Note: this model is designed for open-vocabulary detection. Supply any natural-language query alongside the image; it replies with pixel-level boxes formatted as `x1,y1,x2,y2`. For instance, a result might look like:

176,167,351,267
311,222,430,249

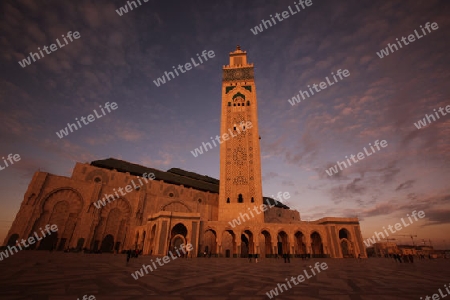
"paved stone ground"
0,252,449,300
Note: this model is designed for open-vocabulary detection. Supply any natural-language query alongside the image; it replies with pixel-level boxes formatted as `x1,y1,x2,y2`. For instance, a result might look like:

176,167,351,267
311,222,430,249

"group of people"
393,253,414,263
126,249,142,262
248,254,259,263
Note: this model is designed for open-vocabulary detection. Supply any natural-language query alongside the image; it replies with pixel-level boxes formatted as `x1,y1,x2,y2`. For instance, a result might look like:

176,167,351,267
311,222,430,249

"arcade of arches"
195,227,360,258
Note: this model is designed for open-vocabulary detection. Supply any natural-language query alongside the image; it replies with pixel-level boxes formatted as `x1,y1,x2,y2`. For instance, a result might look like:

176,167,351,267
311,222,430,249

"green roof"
91,158,219,193
90,158,290,208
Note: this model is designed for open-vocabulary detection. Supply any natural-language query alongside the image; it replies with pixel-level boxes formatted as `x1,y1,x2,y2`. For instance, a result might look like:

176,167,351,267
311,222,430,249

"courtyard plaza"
0,251,448,299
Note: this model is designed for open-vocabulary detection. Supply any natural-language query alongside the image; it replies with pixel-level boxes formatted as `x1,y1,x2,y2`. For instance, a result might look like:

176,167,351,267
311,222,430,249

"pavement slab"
0,252,448,299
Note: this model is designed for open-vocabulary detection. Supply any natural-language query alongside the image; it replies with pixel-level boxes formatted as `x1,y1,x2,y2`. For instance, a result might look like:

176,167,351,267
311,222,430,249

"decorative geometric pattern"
222,67,254,82
0,254,446,298
233,175,248,185
232,114,245,124
236,130,246,140
232,146,247,167
104,208,122,236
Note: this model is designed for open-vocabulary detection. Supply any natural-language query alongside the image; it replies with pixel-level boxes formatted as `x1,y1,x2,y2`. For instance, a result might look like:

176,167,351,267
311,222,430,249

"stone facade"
3,46,367,258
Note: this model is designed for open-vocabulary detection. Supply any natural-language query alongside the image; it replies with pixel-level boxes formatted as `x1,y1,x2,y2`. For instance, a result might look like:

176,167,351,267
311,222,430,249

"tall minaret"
218,45,264,223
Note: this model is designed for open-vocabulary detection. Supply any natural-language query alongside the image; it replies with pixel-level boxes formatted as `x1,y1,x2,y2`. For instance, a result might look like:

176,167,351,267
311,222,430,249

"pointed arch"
29,188,84,250
92,198,132,251
310,231,324,256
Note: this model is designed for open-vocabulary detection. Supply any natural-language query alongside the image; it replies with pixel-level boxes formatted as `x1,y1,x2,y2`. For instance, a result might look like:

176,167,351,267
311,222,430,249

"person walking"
126,249,131,264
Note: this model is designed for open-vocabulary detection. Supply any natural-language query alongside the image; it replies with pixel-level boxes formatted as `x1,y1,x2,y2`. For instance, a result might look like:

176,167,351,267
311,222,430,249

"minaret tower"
218,45,264,223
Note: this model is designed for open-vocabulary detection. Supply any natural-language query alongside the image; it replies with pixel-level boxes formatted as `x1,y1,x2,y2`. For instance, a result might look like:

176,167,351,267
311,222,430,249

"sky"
0,0,449,249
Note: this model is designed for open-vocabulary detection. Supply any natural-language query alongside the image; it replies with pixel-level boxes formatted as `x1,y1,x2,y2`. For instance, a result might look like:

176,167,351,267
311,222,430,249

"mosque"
3,46,366,258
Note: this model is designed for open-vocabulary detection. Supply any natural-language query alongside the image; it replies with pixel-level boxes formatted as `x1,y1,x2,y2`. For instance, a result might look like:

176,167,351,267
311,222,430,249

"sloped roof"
167,168,219,185
263,197,290,209
90,158,290,208
90,158,219,193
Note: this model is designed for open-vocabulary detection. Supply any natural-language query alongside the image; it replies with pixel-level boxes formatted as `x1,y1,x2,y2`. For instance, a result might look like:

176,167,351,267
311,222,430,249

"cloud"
329,177,366,204
139,152,173,169
281,180,294,186
317,164,349,181
262,171,278,181
395,180,415,191
362,202,395,218
421,209,450,226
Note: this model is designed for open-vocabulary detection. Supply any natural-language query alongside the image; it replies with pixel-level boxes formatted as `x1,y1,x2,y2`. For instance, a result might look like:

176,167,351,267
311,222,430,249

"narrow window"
238,194,243,203
228,102,231,106
227,197,230,203
247,101,250,106
251,197,254,203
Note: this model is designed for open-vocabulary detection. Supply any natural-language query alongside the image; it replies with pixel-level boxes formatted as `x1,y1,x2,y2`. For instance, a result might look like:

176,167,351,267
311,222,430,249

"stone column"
304,234,311,255
216,231,222,257
288,234,295,256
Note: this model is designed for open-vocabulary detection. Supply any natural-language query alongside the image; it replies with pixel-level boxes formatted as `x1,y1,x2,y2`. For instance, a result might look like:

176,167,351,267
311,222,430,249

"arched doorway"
171,223,187,238
261,230,272,257
341,239,350,257
91,198,131,252
277,231,289,255
241,234,249,257
76,238,85,251
39,232,58,250
100,234,114,252
30,189,83,251
172,235,185,250
170,223,188,253
244,230,254,255
6,234,19,246
339,228,353,257
339,228,351,240
310,232,324,256
222,230,236,257
203,229,217,256
294,231,306,256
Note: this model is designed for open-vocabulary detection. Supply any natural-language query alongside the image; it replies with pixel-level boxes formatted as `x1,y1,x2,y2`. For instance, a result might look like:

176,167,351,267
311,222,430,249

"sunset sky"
0,0,449,248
